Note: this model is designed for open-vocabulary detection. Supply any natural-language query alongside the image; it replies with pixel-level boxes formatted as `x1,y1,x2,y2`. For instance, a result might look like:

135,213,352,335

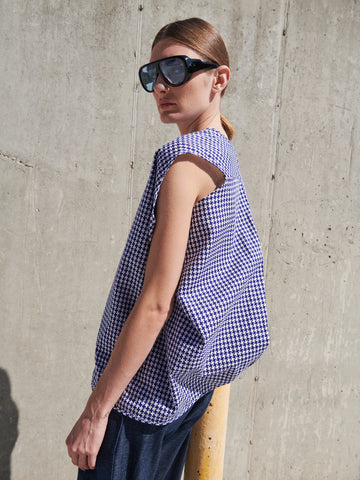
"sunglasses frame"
139,55,220,93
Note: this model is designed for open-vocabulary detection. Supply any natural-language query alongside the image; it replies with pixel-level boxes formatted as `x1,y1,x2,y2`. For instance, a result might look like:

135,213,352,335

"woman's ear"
212,65,230,93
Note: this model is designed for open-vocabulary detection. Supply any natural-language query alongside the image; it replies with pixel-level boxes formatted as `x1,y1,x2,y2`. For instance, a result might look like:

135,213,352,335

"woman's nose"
153,74,168,93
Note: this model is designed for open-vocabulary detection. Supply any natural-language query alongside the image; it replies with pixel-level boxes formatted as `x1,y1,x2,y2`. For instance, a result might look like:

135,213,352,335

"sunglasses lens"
160,57,186,86
140,63,158,92
139,57,188,92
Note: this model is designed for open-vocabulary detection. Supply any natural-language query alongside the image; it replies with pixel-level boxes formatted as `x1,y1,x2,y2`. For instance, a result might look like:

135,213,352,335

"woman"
66,17,269,480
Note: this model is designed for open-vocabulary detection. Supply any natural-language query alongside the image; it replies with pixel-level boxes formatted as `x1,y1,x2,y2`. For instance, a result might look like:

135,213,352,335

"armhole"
174,153,226,204
148,142,228,240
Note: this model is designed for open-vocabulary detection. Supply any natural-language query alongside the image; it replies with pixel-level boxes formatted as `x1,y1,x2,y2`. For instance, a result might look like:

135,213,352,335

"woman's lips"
159,101,176,108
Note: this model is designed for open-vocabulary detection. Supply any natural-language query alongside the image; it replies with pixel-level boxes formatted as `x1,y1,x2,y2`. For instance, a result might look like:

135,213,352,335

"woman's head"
148,18,234,140
152,18,230,84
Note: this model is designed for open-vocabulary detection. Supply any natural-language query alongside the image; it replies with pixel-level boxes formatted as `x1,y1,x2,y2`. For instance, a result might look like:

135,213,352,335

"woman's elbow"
148,300,173,330
137,285,175,331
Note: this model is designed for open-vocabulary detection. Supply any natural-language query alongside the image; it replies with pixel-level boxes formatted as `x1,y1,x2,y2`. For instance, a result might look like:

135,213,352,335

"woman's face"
149,39,219,135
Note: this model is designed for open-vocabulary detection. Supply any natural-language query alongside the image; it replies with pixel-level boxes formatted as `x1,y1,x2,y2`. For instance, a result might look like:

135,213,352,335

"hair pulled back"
152,17,235,140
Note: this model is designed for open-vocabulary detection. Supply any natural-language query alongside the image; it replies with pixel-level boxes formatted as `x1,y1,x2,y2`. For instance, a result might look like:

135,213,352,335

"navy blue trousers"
77,391,213,480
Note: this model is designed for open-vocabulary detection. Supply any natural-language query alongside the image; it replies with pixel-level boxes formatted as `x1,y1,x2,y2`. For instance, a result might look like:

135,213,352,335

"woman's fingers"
87,453,97,470
78,453,90,471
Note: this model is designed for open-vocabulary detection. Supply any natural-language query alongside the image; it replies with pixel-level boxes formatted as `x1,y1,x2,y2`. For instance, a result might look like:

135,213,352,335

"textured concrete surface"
0,1,359,479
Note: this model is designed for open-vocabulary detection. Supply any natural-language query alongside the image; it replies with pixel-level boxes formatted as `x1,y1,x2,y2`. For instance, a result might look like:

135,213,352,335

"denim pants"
77,391,213,480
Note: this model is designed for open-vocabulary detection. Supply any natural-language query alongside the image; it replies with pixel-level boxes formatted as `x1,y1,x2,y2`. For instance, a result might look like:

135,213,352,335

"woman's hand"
65,409,109,471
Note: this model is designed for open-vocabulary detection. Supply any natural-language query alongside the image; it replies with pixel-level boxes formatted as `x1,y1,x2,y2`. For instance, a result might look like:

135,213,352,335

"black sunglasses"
139,55,219,93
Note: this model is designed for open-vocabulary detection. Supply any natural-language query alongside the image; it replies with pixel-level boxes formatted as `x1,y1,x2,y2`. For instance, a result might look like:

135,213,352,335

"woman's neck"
177,112,228,139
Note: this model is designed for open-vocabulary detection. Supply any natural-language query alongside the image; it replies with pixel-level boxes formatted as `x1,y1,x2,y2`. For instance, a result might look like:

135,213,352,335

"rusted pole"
184,384,231,479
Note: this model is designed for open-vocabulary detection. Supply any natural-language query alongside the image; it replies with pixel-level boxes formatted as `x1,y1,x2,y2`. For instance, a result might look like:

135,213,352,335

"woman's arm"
65,154,223,471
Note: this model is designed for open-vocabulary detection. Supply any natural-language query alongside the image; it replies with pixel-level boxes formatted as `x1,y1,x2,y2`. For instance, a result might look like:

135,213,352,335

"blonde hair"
152,17,235,140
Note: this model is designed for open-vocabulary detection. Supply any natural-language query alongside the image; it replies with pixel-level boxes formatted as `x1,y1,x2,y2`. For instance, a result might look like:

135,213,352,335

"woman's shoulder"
156,128,235,161
154,128,240,180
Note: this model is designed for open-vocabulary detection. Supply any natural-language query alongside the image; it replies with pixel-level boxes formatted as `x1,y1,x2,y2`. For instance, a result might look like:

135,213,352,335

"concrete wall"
0,1,359,478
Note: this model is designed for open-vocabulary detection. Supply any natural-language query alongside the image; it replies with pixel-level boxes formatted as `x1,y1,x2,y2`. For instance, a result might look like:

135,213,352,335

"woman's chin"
159,113,176,124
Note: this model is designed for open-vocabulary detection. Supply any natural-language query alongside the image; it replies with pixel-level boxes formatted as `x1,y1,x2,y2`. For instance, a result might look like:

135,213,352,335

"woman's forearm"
85,293,171,418
65,293,173,471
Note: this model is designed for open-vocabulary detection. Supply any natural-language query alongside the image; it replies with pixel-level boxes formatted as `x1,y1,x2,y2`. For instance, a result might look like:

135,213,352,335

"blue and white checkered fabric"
92,128,269,425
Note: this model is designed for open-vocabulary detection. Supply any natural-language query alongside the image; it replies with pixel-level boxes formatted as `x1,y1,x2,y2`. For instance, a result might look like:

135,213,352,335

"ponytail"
221,114,235,141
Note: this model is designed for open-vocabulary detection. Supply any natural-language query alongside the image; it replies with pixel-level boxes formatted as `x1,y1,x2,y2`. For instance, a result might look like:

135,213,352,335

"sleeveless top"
91,128,269,425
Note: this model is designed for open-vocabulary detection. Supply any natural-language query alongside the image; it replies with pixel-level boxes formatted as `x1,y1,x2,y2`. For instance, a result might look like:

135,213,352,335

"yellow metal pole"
184,384,231,480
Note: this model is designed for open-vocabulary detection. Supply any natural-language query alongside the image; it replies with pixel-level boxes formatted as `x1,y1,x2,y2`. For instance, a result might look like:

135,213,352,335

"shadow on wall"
0,368,19,480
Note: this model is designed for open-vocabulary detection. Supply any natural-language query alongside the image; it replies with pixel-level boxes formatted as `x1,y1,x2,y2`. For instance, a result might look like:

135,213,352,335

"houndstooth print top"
92,128,269,425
